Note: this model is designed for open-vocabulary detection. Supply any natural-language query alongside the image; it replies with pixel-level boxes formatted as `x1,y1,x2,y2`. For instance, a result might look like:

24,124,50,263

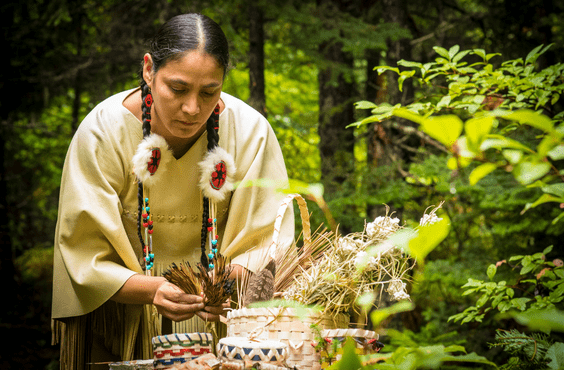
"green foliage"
491,329,555,370
449,245,564,324
355,44,564,193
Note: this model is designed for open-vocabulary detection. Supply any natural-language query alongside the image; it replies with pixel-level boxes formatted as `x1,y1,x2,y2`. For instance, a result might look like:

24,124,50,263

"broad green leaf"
505,110,555,134
472,48,486,60
542,184,564,198
436,95,451,109
511,308,564,333
487,264,497,280
329,337,362,370
392,108,426,125
469,163,498,185
452,50,471,63
465,116,494,149
376,66,399,74
448,45,460,60
433,46,450,59
511,297,531,311
548,144,564,160
397,60,423,68
513,161,552,185
370,301,415,327
439,352,497,367
525,44,546,65
546,342,564,370
481,134,534,153
502,149,523,164
354,100,378,110
407,217,450,262
521,193,564,214
543,245,554,255
421,115,463,147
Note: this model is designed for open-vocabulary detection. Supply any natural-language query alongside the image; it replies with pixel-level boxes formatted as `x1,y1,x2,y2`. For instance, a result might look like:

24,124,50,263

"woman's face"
143,50,224,143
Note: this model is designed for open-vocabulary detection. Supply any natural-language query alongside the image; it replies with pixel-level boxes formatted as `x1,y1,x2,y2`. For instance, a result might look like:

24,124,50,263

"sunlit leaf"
420,115,463,147
469,163,498,185
513,161,551,185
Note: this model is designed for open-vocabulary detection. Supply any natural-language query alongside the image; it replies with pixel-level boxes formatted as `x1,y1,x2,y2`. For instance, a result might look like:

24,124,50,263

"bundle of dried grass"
163,253,235,306
163,261,201,296
276,205,443,318
197,253,235,306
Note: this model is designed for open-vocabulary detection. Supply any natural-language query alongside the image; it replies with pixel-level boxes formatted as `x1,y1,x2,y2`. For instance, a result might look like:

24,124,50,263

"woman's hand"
196,298,230,322
153,281,205,322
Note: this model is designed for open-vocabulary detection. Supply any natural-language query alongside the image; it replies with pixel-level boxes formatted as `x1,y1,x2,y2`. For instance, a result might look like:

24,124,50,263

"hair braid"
136,80,153,269
199,107,221,270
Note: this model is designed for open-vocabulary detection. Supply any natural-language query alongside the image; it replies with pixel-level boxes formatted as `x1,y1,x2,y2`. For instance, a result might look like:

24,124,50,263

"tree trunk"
365,0,415,221
318,39,356,199
248,3,267,117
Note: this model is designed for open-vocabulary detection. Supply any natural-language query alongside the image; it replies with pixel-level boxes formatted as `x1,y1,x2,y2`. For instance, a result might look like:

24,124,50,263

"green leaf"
448,45,460,60
392,107,426,125
505,110,555,134
487,264,497,280
354,100,378,110
511,297,531,311
329,337,362,370
407,217,450,262
433,46,450,59
469,163,498,185
397,60,423,68
543,245,554,255
542,184,564,198
507,288,515,298
376,65,400,74
436,95,451,109
452,50,471,63
421,115,463,147
546,342,564,370
472,48,486,60
502,150,523,164
548,145,564,160
369,301,415,328
511,308,564,333
521,193,564,214
481,134,534,153
513,161,552,185
440,352,498,367
465,116,494,150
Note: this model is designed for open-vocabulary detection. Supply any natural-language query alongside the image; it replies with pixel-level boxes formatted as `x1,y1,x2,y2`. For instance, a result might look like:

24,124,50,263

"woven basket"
226,307,349,370
152,332,213,369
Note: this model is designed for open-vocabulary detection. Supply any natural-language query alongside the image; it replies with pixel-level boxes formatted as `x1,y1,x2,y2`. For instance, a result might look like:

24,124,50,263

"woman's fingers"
153,282,205,321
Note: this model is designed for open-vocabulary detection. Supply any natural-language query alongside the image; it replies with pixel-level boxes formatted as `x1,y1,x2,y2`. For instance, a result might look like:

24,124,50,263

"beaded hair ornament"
132,87,236,275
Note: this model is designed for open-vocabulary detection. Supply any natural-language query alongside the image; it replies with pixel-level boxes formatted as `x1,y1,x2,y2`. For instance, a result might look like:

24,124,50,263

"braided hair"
136,14,229,271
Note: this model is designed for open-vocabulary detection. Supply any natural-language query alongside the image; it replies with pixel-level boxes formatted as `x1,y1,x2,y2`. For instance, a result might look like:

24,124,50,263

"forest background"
1,0,563,368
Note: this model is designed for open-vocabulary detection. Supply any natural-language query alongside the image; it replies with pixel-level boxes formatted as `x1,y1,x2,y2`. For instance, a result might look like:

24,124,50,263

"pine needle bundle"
163,254,235,306
163,261,201,296
196,253,235,306
274,225,335,294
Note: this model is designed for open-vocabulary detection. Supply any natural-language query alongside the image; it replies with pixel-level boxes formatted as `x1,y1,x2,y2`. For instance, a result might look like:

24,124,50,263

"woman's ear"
143,53,155,88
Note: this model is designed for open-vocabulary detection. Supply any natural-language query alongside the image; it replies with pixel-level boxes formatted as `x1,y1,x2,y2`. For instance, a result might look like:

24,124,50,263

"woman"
51,13,294,369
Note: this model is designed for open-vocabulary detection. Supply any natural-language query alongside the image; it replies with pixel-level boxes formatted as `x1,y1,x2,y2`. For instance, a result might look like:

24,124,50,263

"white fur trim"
198,147,236,202
132,133,173,185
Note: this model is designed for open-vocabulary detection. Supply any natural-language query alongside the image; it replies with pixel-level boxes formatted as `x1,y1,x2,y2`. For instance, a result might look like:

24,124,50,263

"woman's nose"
182,94,200,115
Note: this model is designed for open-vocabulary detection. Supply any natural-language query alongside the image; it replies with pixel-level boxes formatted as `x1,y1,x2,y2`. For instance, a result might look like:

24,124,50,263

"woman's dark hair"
137,14,229,271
